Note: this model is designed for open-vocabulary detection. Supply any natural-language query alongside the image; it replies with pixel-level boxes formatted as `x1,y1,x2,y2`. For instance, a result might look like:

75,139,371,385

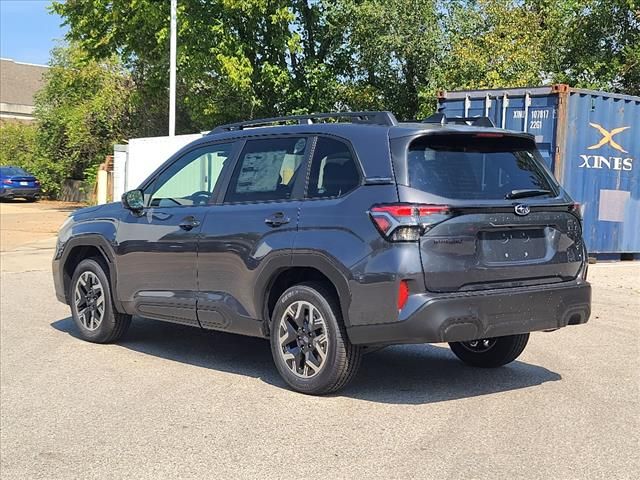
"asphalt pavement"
0,233,638,479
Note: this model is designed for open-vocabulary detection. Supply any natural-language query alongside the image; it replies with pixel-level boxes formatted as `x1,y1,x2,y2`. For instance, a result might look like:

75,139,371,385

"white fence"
111,133,204,202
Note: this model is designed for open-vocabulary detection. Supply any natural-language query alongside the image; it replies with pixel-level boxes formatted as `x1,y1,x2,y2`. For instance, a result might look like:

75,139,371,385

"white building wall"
113,145,128,201
112,133,204,200
126,134,203,190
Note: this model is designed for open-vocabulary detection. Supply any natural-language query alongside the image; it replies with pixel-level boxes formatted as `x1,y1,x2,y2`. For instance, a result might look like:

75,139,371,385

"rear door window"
306,137,360,198
407,134,555,200
225,137,307,203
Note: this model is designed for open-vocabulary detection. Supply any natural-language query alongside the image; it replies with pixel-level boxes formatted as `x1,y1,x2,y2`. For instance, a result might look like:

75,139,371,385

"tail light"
3,179,13,184
34,180,40,186
369,203,451,241
474,133,504,138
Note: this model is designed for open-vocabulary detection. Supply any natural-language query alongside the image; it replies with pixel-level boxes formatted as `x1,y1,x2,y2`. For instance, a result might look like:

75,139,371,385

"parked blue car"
0,166,41,201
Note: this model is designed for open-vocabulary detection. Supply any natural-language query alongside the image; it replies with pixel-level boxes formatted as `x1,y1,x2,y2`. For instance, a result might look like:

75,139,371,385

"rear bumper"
347,280,591,345
0,187,41,198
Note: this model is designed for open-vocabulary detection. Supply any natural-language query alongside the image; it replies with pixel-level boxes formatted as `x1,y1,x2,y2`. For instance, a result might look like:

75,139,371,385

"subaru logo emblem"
514,204,530,216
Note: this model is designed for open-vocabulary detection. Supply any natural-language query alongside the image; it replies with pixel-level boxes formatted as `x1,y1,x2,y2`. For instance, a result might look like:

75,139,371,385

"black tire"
449,333,530,368
270,282,362,395
69,258,131,343
25,196,37,202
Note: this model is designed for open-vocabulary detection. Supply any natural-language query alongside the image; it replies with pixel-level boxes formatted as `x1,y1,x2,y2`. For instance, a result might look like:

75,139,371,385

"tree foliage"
0,122,63,196
1,43,133,197
442,0,549,89
51,0,349,132
334,0,445,119
49,0,639,133
34,43,133,187
545,0,640,95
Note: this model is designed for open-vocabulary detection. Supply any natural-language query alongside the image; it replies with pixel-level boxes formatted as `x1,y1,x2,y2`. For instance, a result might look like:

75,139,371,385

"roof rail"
423,113,496,128
209,111,398,134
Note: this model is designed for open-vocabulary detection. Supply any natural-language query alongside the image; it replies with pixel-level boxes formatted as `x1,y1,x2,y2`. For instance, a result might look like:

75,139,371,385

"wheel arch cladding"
62,238,116,306
263,266,347,335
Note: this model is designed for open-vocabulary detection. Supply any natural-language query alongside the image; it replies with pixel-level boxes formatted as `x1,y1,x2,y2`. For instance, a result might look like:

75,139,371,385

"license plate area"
480,229,547,263
20,181,28,186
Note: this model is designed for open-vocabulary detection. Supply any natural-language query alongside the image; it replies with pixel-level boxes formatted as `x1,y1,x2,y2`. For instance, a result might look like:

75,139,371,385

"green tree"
334,0,445,119
34,43,133,191
51,0,639,132
51,0,349,133
0,122,38,170
442,0,549,90
542,0,640,95
443,0,640,95
0,122,64,196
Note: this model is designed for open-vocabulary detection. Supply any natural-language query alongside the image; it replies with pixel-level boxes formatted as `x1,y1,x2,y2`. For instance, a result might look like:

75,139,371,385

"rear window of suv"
406,134,555,200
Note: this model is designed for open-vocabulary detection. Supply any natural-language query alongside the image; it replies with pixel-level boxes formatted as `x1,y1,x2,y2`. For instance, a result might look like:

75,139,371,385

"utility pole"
169,0,177,136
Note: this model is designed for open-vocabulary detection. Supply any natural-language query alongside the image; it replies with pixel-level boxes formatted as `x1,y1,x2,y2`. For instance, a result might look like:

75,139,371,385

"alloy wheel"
74,271,105,331
277,300,329,378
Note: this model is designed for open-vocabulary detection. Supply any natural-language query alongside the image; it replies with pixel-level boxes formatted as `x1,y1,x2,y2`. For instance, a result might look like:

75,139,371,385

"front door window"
148,143,233,207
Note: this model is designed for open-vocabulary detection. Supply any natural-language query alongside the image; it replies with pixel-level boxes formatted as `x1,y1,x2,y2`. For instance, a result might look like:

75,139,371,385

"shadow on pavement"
51,316,561,404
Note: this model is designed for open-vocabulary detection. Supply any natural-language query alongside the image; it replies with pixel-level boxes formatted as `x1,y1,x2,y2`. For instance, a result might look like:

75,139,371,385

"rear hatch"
396,132,584,293
8,176,37,187
1,167,38,187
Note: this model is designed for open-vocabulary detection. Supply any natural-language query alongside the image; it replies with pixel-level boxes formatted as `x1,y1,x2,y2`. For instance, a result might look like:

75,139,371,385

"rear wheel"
25,196,37,202
270,283,362,395
449,333,529,368
70,258,131,343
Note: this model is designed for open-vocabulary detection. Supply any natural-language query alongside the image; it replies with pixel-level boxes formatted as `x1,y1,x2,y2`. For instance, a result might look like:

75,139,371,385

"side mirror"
122,189,145,211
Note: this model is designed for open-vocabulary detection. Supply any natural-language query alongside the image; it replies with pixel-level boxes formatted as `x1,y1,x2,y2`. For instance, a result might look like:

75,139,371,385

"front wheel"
449,333,530,368
70,258,131,343
270,283,362,395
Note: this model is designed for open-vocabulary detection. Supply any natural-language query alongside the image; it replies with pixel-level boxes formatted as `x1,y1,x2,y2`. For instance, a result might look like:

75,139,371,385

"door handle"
179,216,201,231
264,212,290,227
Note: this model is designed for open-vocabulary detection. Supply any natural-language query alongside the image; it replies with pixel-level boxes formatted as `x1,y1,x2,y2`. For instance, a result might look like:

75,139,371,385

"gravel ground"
0,199,83,252
0,221,638,478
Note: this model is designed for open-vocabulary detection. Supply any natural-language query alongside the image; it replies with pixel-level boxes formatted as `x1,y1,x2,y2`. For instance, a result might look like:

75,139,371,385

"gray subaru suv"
53,111,591,394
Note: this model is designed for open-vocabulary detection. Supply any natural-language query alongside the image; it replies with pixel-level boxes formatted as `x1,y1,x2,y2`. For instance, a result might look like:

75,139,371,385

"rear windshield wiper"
505,189,552,200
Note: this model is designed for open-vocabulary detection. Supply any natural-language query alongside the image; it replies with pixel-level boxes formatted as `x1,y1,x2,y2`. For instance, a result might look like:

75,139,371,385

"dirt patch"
0,199,85,252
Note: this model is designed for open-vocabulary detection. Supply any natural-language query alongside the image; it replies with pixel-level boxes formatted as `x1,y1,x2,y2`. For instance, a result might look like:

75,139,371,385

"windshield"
0,166,29,176
407,134,556,200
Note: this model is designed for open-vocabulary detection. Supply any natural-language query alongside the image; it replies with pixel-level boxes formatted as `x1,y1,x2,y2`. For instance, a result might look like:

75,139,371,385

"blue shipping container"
437,85,640,254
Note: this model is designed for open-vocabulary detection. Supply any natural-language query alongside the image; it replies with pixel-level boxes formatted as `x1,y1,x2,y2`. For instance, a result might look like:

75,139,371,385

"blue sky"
0,0,67,65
